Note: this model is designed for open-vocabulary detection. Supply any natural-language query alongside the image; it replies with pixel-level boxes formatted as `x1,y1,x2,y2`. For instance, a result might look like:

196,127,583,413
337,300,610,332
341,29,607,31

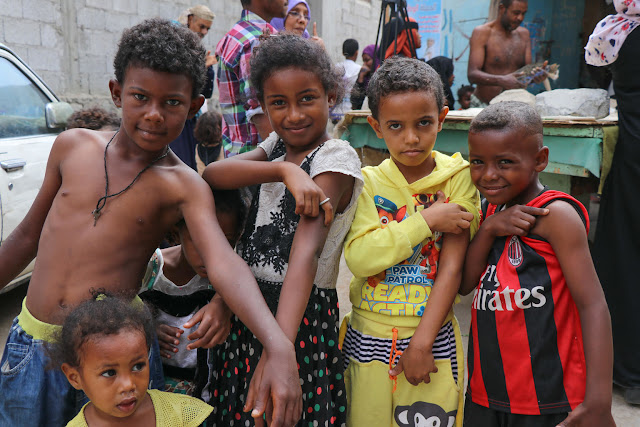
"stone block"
77,7,106,31
4,19,41,45
104,11,131,34
27,45,63,72
23,0,60,23
85,0,113,10
113,0,137,14
0,0,23,18
535,88,610,119
490,89,536,107
86,31,114,56
78,54,107,76
40,23,62,48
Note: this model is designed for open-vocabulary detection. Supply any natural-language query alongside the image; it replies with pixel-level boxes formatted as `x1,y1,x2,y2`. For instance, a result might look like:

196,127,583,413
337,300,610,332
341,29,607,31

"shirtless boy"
467,0,544,106
0,19,300,427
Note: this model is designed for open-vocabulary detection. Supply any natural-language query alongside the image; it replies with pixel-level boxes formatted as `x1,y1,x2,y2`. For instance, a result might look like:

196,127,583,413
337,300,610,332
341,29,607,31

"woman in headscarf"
270,1,324,47
351,44,380,110
586,0,640,406
427,56,455,108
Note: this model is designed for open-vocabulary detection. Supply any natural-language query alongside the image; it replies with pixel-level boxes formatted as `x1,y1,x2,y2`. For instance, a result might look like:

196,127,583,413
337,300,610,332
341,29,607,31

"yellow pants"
341,310,464,427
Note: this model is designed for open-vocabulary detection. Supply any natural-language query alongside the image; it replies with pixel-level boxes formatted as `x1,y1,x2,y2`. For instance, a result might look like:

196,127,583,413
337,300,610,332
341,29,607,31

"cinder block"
4,19,41,45
77,7,106,31
104,11,131,34
0,0,23,19
86,0,113,10
23,0,60,23
113,0,137,14
27,45,62,72
40,23,62,48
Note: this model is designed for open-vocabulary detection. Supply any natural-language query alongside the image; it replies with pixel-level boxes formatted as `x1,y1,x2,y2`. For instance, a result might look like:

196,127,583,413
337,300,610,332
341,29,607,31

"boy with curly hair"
0,18,301,426
342,56,479,427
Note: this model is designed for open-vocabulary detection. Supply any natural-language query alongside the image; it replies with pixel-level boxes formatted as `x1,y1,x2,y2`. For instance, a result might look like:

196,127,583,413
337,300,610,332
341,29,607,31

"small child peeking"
202,33,364,426
140,189,245,395
460,102,615,426
53,293,213,426
342,56,480,427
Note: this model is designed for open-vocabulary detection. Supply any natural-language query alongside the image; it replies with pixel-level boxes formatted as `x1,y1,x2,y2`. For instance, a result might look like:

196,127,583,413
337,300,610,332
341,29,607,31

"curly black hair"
113,18,206,98
67,106,120,130
457,84,475,98
249,33,344,105
49,291,155,368
194,111,222,146
367,56,445,119
469,101,542,142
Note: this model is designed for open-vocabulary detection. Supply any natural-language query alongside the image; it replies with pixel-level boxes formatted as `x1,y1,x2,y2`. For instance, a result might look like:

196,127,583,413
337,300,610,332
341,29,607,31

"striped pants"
341,310,464,427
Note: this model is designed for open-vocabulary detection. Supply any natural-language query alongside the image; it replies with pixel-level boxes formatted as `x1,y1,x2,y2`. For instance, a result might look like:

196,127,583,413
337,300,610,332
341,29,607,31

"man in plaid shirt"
216,0,287,157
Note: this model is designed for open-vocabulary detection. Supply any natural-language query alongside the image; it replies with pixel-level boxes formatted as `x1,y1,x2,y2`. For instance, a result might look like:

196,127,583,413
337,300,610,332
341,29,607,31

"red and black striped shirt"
467,190,587,415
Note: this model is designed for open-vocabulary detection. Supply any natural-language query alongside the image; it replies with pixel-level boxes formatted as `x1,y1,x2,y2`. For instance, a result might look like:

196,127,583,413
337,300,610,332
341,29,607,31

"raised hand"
281,162,333,225
205,50,218,68
484,205,549,238
420,191,474,234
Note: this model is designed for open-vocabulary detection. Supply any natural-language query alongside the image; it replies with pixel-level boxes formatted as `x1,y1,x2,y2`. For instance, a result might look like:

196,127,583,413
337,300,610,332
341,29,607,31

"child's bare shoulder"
534,199,587,241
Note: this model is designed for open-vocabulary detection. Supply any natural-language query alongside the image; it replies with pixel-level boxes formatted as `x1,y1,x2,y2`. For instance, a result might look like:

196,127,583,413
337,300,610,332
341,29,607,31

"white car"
0,44,71,292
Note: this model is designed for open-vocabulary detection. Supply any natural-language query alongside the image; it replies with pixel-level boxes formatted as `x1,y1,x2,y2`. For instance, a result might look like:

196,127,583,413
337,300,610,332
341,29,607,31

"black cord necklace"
92,131,170,226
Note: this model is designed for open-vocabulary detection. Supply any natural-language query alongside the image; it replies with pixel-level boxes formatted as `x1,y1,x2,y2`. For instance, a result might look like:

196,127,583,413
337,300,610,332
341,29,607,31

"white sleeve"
310,139,363,183
257,131,280,157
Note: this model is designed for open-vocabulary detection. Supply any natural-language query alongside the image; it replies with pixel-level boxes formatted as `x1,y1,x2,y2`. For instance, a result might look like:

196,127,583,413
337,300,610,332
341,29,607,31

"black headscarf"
427,56,455,109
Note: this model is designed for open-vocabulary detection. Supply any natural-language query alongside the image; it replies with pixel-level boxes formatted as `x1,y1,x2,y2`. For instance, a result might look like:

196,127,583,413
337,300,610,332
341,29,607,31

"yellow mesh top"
66,389,213,427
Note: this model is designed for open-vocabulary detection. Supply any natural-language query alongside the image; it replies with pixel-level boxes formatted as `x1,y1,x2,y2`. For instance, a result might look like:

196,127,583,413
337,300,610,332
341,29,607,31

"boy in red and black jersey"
460,102,615,427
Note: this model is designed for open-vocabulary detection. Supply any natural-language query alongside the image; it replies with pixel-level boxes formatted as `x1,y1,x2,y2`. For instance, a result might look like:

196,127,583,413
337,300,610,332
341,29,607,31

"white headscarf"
177,5,215,26
585,0,640,66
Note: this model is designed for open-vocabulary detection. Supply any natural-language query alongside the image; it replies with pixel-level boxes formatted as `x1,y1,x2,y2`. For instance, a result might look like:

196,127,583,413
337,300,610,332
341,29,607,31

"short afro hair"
469,101,542,141
343,38,359,57
249,33,344,105
367,56,445,119
48,291,155,368
500,0,527,9
113,18,207,98
67,107,120,130
457,84,475,98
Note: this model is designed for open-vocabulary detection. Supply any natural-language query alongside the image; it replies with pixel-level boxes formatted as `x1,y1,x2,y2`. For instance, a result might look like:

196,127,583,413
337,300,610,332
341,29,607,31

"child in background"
53,293,213,426
0,18,301,426
342,56,479,427
193,110,223,174
457,85,474,110
140,189,246,395
66,106,120,131
460,102,614,426
351,44,378,110
331,38,360,123
202,34,363,426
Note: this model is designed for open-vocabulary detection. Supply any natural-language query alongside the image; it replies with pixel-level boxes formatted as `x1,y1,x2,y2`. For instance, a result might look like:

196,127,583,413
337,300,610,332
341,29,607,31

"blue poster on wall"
406,0,442,60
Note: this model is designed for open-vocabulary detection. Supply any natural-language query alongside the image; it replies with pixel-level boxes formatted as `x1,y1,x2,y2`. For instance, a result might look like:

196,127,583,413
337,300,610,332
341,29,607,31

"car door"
0,49,60,288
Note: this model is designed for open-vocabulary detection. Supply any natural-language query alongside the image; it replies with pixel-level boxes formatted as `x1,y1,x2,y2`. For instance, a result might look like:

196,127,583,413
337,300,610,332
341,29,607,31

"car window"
0,57,58,138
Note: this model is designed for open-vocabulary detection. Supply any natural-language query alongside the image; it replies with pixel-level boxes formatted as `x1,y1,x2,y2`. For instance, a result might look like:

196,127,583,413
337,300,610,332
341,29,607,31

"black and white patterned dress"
200,134,363,427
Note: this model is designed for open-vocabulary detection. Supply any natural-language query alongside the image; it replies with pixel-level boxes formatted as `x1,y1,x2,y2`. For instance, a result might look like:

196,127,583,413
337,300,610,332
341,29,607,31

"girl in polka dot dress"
199,34,363,427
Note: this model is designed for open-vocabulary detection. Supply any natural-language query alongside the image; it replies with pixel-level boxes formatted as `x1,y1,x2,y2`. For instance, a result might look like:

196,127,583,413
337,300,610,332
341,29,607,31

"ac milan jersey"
467,190,588,415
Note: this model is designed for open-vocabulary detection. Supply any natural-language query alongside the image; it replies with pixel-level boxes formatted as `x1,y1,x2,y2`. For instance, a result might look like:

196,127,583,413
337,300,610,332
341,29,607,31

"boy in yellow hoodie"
342,56,480,427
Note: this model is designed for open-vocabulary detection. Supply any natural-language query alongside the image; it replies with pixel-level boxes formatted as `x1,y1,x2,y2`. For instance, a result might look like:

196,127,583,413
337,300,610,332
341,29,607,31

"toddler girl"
53,293,212,426
201,33,364,426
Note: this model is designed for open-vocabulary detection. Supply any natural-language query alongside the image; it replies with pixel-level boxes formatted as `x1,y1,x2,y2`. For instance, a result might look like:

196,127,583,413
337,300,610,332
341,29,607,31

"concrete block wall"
1,0,384,109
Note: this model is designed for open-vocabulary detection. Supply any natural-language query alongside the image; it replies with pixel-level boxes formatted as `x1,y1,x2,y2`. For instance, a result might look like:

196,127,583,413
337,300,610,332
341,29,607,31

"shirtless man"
468,0,543,106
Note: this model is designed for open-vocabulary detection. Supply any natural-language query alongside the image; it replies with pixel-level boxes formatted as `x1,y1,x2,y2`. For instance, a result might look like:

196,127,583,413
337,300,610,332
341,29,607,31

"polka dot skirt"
201,283,347,427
